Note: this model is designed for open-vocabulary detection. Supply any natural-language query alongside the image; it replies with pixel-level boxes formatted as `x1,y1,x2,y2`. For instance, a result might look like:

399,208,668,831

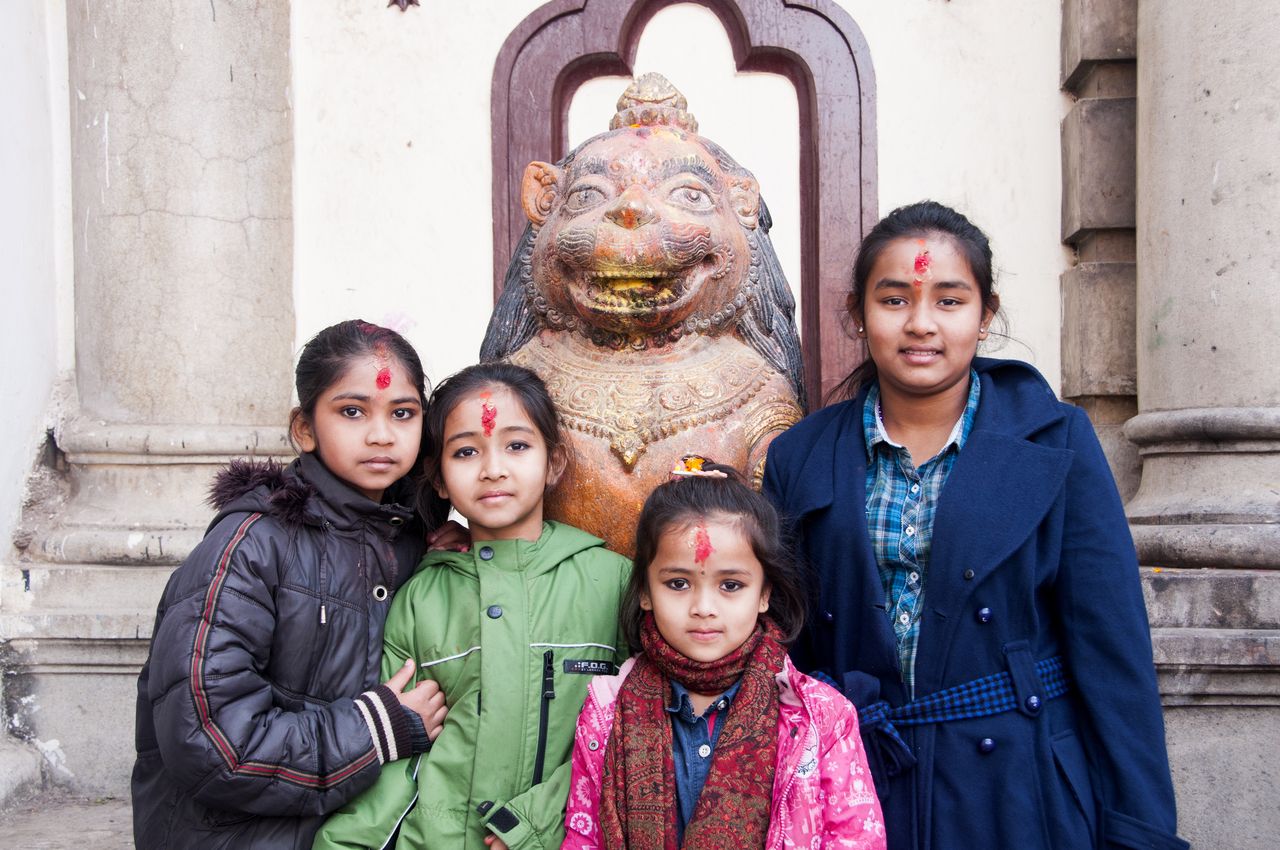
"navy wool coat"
763,358,1186,850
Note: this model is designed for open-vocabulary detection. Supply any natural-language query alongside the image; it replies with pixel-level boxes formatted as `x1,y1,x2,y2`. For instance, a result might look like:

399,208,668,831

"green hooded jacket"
313,522,631,850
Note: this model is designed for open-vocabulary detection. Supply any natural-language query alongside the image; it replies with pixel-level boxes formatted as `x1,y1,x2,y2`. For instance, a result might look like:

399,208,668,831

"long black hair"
833,200,1004,401
621,459,808,652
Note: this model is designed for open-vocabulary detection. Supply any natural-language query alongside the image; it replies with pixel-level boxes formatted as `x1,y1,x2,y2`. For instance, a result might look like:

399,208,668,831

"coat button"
963,569,975,581
479,546,494,561
372,584,389,601
588,739,600,751
978,737,996,754
389,516,404,527
486,605,503,619
823,610,835,623
976,607,992,623
1025,695,1042,713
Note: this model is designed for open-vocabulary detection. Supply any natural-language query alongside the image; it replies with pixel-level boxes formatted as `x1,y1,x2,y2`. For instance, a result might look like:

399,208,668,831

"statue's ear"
730,174,761,230
521,161,563,227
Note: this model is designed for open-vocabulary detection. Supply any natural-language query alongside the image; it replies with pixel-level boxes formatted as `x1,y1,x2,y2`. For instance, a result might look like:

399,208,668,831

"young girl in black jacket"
132,320,455,849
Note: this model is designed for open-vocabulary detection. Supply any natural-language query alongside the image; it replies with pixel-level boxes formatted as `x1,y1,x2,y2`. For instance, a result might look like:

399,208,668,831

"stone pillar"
0,2,294,794
1129,2,1280,847
1059,0,1140,498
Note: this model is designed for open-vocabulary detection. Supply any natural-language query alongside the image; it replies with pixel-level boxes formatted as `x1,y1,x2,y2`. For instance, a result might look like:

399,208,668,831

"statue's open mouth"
583,271,686,312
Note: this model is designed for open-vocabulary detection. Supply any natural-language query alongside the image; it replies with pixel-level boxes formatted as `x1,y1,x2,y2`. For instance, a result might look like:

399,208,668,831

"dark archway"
491,0,876,407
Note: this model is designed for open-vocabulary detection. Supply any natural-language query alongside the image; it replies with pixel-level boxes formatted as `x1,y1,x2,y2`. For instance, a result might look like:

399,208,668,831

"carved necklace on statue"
511,332,774,470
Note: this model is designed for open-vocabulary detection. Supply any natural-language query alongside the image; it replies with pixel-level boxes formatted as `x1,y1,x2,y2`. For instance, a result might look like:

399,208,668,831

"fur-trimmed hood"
208,458,313,527
205,453,417,535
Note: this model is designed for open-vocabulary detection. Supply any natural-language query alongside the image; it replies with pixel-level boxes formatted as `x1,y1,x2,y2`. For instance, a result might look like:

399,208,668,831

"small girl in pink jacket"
562,457,886,850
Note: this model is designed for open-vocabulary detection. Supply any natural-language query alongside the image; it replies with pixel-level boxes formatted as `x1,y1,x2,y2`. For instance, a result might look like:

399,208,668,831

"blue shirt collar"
863,369,982,460
666,677,743,723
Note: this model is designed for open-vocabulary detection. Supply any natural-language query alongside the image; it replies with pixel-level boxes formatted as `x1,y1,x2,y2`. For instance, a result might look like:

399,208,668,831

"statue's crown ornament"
609,72,699,133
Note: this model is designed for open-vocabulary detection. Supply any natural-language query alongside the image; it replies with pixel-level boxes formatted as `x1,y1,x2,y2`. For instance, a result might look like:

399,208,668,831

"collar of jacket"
785,357,1069,519
291,452,415,536
422,521,607,579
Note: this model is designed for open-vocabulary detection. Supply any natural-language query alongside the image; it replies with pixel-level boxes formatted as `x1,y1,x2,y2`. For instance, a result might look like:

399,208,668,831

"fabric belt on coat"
857,655,1069,781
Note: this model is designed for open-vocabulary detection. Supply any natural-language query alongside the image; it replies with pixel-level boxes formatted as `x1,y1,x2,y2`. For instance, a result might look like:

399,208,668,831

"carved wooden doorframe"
491,0,876,408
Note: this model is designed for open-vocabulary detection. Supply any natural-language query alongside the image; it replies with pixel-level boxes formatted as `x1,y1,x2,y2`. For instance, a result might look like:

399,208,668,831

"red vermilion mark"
912,240,931,288
479,391,497,437
693,521,713,564
375,367,392,389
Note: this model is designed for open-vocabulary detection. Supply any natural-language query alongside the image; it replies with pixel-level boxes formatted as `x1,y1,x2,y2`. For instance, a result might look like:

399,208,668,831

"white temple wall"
0,0,73,576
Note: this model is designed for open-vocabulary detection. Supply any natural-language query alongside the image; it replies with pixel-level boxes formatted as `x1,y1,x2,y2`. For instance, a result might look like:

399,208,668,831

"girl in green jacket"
314,363,632,850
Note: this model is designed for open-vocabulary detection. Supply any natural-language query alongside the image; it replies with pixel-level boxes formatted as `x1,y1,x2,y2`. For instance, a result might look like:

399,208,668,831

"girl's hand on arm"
483,836,509,850
426,520,470,552
384,658,448,741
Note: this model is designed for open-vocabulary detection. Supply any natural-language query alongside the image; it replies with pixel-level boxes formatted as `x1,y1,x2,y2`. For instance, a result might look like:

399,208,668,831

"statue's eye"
668,184,713,211
566,186,605,211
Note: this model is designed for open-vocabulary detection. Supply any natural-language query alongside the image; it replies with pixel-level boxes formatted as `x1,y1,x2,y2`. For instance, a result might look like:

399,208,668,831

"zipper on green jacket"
378,754,423,850
531,649,556,785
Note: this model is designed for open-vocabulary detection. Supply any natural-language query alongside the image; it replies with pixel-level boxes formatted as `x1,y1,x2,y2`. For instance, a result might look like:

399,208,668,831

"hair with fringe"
620,460,808,652
833,200,1004,401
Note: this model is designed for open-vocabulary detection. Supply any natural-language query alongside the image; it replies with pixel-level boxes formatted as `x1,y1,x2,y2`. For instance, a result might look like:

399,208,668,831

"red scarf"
599,614,786,850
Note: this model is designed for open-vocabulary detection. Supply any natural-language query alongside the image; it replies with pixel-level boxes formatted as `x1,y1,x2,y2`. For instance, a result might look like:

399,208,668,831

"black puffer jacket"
132,453,428,849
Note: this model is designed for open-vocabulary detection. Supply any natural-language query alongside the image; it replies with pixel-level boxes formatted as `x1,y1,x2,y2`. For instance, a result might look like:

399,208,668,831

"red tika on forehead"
912,238,931,285
479,390,497,437
376,367,392,390
693,522,713,564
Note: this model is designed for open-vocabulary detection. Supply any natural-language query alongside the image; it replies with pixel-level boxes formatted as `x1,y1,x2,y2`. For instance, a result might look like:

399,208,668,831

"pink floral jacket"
562,656,886,850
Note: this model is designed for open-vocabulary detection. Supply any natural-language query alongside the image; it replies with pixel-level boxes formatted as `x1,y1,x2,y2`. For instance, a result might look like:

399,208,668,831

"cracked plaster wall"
69,0,293,426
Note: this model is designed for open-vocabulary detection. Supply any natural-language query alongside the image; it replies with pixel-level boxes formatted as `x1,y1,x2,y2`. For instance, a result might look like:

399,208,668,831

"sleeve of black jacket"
142,512,411,816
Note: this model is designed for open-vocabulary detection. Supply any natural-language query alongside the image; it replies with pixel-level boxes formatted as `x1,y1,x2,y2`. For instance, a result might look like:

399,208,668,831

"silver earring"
857,326,864,333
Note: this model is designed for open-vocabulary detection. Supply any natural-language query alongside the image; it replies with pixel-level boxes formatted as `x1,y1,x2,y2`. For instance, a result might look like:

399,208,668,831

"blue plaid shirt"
864,372,981,698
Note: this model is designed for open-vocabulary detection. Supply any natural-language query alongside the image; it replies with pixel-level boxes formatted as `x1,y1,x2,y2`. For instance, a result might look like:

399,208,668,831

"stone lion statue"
481,73,805,555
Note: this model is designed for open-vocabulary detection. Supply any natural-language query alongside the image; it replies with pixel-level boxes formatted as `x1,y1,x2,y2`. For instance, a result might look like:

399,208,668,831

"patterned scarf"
599,613,786,850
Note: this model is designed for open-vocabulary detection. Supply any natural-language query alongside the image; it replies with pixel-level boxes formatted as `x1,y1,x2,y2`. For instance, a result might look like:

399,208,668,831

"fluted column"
1129,3,1280,847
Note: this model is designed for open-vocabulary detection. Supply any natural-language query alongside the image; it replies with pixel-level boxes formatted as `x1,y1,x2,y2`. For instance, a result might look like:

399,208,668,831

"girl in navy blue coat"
763,202,1187,850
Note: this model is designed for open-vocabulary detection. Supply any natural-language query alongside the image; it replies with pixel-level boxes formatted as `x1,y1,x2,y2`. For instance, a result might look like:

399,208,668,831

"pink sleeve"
819,699,887,849
561,690,610,850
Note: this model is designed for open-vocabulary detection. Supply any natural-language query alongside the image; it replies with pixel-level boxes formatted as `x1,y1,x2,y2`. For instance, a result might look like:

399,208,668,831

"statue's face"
523,127,759,337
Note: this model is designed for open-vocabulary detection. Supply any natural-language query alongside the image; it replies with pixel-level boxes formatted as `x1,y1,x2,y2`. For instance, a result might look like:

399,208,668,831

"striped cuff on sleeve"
354,684,415,764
